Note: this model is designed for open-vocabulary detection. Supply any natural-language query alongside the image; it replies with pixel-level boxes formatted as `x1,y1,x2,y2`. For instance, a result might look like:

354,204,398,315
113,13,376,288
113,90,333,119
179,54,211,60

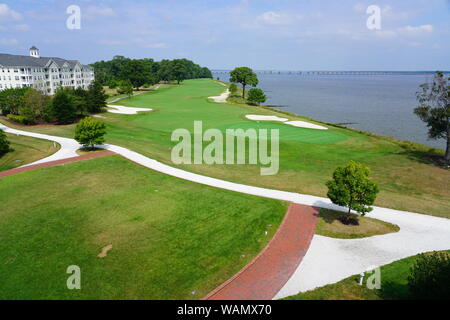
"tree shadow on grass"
379,281,411,300
397,147,449,169
319,209,359,226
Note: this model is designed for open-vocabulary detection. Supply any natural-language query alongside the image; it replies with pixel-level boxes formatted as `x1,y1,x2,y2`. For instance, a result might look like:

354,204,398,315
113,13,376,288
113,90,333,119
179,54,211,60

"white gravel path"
107,105,153,115
209,89,230,103
0,123,82,167
1,121,449,300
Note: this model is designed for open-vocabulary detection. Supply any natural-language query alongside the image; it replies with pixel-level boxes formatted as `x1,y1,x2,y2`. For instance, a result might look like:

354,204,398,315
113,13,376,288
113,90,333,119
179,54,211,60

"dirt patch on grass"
97,244,113,258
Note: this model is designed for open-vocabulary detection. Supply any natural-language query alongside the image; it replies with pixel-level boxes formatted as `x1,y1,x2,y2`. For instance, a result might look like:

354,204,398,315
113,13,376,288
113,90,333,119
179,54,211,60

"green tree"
414,71,450,162
0,87,30,116
171,59,187,84
0,129,10,156
19,88,50,123
71,87,89,116
407,252,450,299
247,88,266,105
74,117,107,149
50,89,77,124
117,80,133,97
229,83,238,96
87,80,107,113
229,67,259,98
158,59,174,83
326,161,379,223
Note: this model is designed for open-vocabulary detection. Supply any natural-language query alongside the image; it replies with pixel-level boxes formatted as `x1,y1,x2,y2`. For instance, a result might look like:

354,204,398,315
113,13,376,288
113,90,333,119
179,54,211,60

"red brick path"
204,203,319,300
0,151,115,178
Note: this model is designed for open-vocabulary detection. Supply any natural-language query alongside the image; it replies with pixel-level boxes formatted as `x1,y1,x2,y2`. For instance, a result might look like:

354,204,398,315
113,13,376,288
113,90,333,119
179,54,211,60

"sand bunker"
209,89,230,103
107,105,152,115
285,121,328,130
245,115,288,122
246,114,328,130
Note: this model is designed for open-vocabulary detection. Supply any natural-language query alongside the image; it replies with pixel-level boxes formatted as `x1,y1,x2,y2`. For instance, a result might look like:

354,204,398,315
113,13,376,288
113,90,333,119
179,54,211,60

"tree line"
91,56,213,90
0,81,107,125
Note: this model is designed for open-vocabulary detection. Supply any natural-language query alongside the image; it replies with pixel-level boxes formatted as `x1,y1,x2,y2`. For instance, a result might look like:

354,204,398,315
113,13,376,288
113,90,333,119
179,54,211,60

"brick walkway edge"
204,203,319,300
0,151,115,178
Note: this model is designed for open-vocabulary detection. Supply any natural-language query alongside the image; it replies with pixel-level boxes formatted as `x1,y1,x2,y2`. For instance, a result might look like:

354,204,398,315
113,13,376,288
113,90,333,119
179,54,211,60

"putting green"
219,122,347,144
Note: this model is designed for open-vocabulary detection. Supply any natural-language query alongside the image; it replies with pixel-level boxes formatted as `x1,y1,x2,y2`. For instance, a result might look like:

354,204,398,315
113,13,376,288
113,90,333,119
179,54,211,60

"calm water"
213,72,445,149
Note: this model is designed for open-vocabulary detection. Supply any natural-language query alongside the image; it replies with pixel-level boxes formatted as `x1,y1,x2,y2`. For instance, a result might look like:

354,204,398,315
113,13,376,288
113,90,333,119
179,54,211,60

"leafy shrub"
7,114,34,125
407,252,450,299
247,88,266,105
0,129,10,156
75,117,107,148
229,83,238,95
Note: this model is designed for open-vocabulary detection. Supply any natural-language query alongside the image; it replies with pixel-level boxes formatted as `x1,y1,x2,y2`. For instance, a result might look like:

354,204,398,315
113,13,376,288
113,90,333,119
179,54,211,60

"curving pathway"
1,120,450,300
205,204,319,300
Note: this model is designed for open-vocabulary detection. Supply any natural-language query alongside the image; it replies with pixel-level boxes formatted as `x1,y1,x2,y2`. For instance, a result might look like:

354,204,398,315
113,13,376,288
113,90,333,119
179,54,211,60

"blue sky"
0,0,449,70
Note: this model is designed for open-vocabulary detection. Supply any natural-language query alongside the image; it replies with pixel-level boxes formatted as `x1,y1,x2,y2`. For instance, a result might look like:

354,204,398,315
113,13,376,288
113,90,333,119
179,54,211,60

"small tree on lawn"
75,117,107,149
229,67,259,98
414,71,450,163
326,161,379,224
247,88,266,105
117,80,133,98
0,129,10,156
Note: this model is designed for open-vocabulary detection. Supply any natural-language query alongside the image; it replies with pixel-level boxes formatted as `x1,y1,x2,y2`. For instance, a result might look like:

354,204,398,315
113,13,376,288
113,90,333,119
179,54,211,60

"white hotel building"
0,46,95,95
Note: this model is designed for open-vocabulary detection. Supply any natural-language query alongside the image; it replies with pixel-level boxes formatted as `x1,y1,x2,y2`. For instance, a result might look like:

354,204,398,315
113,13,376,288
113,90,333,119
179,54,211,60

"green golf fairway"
1,79,449,218
0,155,286,299
219,122,346,144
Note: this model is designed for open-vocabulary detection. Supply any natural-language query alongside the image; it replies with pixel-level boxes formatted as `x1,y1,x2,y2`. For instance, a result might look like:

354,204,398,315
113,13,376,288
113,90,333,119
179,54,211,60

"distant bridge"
212,70,449,76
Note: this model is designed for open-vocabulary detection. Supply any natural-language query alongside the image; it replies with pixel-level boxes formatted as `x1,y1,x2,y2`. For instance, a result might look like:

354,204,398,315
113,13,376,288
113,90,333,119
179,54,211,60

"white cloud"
375,24,433,39
255,11,302,26
257,11,284,25
85,6,117,18
0,4,22,22
100,38,167,49
0,38,19,46
12,24,29,31
144,42,167,49
398,24,433,34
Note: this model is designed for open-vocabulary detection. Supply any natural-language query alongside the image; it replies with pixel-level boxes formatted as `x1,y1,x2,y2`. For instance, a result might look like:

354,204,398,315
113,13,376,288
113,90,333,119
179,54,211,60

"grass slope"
0,155,286,299
1,79,449,218
0,133,59,171
283,250,450,300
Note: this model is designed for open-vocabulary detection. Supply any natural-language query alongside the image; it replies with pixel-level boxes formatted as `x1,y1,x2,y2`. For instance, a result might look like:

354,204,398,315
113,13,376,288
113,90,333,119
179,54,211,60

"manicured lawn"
315,209,400,239
0,133,59,171
1,79,449,218
283,250,450,300
0,155,286,299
